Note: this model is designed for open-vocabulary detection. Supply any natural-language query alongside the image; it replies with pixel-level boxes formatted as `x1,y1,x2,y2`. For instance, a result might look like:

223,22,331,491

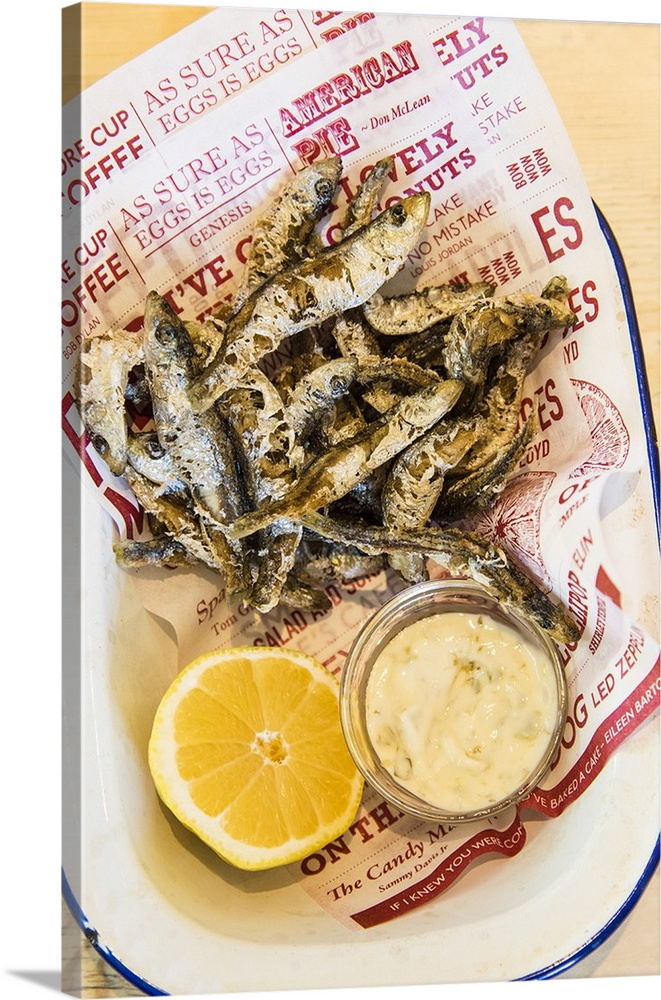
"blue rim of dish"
62,869,167,996
62,202,660,994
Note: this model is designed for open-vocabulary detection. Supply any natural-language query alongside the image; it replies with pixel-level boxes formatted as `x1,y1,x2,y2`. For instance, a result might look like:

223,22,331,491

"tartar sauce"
366,611,559,813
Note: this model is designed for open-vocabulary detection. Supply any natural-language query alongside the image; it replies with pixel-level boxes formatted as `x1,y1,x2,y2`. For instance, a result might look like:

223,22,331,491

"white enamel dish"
62,206,659,994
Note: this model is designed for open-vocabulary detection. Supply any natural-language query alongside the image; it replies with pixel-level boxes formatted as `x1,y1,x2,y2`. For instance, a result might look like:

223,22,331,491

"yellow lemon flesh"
148,646,364,870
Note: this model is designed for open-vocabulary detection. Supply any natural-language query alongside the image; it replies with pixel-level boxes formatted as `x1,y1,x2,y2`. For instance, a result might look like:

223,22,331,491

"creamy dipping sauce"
365,611,559,813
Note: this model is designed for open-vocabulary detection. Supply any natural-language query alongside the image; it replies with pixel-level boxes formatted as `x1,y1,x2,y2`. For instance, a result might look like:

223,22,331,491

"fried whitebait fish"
223,369,304,613
142,292,250,597
188,192,431,411
339,155,394,237
78,156,579,638
381,414,484,583
121,465,244,590
77,327,144,475
362,281,496,336
443,285,577,391
232,156,342,310
226,379,463,540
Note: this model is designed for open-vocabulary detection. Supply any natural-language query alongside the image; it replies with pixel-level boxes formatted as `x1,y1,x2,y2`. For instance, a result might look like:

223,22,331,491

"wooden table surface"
61,6,660,996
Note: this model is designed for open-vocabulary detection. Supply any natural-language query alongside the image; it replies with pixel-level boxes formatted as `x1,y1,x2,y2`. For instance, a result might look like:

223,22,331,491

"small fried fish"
232,157,342,310
189,193,431,411
435,412,538,520
142,292,250,597
143,292,245,529
227,378,463,540
301,511,580,644
123,465,239,583
340,155,394,237
224,369,303,612
363,281,496,336
443,288,576,390
113,536,197,568
381,413,481,582
77,327,144,475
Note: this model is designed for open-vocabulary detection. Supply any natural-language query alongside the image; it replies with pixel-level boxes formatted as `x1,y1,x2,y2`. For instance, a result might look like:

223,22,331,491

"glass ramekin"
340,579,568,823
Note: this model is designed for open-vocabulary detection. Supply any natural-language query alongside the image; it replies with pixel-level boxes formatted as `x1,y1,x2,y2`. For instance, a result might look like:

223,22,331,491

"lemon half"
148,646,364,870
